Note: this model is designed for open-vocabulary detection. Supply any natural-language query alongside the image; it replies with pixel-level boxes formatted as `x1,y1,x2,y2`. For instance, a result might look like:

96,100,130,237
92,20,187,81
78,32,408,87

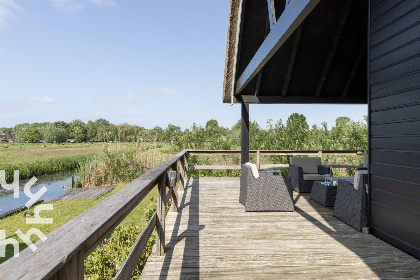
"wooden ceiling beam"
343,42,366,98
234,95,366,104
315,0,353,97
235,0,321,95
282,23,303,96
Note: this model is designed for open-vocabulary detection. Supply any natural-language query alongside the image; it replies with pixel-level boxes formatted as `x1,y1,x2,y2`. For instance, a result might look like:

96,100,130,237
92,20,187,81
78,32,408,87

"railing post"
184,154,189,177
363,150,368,167
170,162,178,212
179,157,185,190
155,174,166,256
256,150,261,169
49,249,84,280
318,150,322,158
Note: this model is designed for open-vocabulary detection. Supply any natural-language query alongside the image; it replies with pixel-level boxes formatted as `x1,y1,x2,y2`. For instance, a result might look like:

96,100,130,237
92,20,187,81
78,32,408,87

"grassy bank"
0,142,104,182
0,183,158,279
1,143,174,278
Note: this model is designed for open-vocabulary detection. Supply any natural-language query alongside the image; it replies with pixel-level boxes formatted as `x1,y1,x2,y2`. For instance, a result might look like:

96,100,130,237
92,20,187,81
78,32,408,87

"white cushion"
354,170,368,190
244,162,259,179
303,174,326,181
290,157,321,174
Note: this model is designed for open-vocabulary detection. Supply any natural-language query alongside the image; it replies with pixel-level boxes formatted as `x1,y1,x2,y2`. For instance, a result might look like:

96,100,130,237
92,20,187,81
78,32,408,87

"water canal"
0,171,77,216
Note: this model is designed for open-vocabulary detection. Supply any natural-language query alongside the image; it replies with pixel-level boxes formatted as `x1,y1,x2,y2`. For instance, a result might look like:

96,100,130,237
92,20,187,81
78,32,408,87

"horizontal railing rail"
187,149,366,170
0,150,189,280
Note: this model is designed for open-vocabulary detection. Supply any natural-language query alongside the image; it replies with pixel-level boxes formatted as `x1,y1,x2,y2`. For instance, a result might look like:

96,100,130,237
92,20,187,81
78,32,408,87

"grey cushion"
303,174,326,181
289,157,321,174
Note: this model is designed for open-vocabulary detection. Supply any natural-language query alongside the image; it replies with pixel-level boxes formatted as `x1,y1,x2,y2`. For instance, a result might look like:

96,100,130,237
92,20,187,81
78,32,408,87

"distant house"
67,139,75,143
1,133,15,142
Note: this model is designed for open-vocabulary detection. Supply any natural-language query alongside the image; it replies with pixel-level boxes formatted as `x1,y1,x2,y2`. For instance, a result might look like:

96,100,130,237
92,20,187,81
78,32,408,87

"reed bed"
78,143,170,187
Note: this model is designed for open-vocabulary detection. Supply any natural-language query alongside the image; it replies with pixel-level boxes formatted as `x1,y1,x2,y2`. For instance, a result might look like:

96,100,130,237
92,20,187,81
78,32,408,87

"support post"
241,102,250,164
256,150,261,169
170,163,178,212
49,250,84,280
184,154,189,178
363,150,368,168
155,175,166,256
178,158,185,190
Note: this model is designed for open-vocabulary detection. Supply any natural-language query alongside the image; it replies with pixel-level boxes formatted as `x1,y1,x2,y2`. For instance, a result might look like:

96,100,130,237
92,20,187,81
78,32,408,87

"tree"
284,113,309,149
163,124,181,143
150,126,163,142
0,127,13,134
20,125,41,142
69,119,87,142
54,121,70,133
72,126,86,143
86,121,99,141
95,118,110,128
44,123,68,143
13,123,29,142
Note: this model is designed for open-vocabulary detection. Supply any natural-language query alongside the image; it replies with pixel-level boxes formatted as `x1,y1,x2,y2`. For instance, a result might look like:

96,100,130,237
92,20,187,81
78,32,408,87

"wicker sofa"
288,157,331,193
240,164,294,212
333,173,368,232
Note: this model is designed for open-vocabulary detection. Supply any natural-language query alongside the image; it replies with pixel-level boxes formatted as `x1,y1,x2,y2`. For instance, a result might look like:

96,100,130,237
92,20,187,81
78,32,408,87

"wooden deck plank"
141,177,420,279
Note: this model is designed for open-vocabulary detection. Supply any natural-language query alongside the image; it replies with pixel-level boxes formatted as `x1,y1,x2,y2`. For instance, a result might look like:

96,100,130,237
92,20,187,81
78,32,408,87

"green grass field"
0,142,105,182
0,183,157,263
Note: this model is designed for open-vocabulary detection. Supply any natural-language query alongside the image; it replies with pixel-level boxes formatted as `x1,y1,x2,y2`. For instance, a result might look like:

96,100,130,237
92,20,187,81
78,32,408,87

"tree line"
0,114,367,150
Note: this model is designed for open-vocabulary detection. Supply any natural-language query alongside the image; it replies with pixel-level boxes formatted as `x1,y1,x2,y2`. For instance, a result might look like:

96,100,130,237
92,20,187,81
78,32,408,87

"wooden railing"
188,149,366,170
0,149,365,279
0,150,189,280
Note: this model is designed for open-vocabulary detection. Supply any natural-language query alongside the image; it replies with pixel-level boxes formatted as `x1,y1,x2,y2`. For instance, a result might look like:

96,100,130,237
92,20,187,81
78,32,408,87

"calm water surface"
0,171,77,215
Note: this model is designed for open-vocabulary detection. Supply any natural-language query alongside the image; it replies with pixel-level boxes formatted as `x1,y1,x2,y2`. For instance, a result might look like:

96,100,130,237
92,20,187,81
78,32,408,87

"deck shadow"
157,177,203,279
293,192,420,278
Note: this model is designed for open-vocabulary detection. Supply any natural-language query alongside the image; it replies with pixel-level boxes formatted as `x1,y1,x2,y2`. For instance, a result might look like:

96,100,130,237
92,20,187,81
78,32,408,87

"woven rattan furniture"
240,165,294,212
333,174,368,232
310,181,337,207
310,177,353,207
289,157,331,193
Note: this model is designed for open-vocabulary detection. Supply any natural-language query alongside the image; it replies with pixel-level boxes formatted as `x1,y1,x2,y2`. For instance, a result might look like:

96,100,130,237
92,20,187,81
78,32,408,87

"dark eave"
223,0,368,104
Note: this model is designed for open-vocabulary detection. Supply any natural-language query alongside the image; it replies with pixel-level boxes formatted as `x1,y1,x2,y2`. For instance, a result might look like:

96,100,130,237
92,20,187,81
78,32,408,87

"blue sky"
0,0,367,130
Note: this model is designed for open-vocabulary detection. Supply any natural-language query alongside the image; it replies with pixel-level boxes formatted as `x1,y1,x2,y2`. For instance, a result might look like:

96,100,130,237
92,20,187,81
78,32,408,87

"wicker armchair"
333,174,368,232
289,157,331,193
240,164,294,212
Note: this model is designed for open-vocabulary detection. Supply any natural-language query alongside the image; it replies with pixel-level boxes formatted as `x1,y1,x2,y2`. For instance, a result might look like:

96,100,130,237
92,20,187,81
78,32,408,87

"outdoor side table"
310,181,337,207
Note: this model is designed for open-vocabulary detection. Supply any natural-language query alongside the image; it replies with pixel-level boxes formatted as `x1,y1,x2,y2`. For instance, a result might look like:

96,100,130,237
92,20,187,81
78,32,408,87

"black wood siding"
369,0,420,259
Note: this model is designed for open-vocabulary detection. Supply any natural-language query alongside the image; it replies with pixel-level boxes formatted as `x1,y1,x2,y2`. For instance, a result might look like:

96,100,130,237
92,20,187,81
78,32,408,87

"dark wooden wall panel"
371,189,420,217
371,175,420,200
371,1,420,34
371,104,420,123
371,150,420,168
371,216,420,258
371,120,420,136
370,71,420,98
370,0,420,259
371,88,420,110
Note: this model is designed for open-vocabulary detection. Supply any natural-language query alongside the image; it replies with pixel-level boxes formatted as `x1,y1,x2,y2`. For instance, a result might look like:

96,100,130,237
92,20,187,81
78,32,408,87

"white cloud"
88,0,115,6
0,0,24,27
24,97,63,105
50,0,84,14
143,88,179,96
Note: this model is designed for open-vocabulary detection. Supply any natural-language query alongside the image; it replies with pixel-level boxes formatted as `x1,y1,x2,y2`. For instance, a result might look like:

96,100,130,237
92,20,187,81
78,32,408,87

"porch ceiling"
223,0,368,104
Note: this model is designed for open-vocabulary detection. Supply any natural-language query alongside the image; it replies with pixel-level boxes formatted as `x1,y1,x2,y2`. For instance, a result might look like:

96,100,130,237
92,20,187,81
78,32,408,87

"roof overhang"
223,0,368,104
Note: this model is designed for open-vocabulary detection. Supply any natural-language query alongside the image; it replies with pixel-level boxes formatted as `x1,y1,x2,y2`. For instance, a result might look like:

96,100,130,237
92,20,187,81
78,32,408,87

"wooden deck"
141,177,420,279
